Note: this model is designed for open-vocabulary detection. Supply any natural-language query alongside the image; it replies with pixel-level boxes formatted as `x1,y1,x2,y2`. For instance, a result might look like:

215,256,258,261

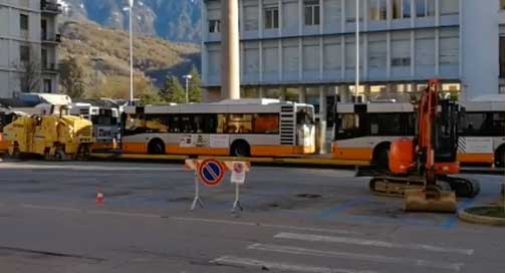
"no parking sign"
197,159,225,187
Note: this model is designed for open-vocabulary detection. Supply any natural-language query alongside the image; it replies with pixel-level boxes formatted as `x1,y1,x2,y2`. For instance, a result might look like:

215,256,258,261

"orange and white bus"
332,98,505,167
332,102,415,167
458,96,505,167
121,99,316,157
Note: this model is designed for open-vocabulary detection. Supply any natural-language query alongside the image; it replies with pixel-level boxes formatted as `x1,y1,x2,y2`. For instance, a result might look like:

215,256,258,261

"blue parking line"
440,198,475,230
318,196,370,220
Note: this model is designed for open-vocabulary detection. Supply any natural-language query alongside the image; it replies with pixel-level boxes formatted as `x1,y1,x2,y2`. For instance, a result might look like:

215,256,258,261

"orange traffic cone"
96,191,105,206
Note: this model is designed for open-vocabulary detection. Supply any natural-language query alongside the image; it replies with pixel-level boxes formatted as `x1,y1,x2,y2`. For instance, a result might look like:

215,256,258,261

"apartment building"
0,0,61,98
202,0,505,122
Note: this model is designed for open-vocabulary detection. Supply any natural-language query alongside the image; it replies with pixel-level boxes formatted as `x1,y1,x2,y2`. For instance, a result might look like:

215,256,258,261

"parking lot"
0,160,503,273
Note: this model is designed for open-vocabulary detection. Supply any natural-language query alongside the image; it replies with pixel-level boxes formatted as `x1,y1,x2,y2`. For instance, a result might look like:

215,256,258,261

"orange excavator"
369,80,480,212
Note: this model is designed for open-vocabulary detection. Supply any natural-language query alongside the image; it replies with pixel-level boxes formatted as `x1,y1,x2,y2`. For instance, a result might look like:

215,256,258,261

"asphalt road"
0,160,503,273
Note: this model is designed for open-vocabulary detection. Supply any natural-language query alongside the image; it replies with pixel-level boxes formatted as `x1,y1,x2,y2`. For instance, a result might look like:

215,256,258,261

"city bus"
332,102,415,168
121,99,316,157
70,102,120,151
459,96,505,167
332,98,505,167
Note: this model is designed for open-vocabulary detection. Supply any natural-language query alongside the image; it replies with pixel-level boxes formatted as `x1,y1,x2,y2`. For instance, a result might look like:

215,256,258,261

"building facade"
0,0,61,98
202,0,505,119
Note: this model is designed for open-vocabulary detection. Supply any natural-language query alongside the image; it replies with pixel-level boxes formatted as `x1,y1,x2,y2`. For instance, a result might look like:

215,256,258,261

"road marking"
211,256,377,273
170,216,360,235
20,204,161,219
274,232,474,256
247,243,464,272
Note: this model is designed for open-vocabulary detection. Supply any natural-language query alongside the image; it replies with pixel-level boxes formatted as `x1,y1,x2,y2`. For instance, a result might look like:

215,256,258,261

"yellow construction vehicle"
3,112,94,160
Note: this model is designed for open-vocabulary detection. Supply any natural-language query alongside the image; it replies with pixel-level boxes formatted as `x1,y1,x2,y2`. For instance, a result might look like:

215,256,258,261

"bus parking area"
0,160,503,273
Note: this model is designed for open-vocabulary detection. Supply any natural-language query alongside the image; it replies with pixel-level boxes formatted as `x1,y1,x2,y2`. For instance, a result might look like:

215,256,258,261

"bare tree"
60,57,85,99
14,46,42,93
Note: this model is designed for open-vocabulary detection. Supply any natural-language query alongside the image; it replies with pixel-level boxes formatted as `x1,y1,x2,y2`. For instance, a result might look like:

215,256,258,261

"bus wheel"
373,143,390,170
495,146,505,168
148,139,165,155
230,140,250,157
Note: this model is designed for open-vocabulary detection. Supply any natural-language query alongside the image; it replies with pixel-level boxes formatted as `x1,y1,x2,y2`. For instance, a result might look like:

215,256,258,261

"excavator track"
369,176,480,198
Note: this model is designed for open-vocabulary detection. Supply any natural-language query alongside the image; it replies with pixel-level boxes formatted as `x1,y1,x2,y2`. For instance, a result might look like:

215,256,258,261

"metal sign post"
191,172,204,211
229,161,249,213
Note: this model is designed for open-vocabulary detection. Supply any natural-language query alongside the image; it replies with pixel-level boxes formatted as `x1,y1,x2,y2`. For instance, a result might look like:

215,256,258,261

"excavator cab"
434,100,459,164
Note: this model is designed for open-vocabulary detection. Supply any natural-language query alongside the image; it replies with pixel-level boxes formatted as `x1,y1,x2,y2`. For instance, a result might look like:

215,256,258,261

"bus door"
296,106,316,153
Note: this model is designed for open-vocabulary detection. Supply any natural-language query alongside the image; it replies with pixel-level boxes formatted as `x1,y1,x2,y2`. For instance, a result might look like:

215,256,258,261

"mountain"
58,0,202,43
59,21,200,99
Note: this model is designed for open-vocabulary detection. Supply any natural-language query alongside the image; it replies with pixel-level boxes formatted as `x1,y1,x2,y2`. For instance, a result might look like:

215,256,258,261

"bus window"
227,114,253,134
124,114,146,135
296,107,314,125
461,112,504,137
146,115,169,133
253,114,280,134
335,113,366,140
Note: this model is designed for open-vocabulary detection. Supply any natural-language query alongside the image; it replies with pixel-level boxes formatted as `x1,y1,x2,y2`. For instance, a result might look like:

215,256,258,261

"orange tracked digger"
369,80,480,213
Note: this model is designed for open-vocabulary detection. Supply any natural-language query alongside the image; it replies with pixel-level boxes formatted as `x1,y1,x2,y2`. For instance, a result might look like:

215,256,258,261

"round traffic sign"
197,159,225,187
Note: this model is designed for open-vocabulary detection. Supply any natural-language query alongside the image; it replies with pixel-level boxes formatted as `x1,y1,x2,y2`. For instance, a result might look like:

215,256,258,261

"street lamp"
355,0,360,103
183,74,193,104
128,0,134,104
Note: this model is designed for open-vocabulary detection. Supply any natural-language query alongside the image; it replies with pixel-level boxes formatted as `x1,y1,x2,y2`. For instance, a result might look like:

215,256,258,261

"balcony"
41,32,62,44
42,63,59,74
40,0,62,15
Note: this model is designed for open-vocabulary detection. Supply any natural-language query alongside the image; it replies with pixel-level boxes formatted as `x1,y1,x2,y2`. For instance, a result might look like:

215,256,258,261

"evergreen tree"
188,66,203,103
161,75,185,103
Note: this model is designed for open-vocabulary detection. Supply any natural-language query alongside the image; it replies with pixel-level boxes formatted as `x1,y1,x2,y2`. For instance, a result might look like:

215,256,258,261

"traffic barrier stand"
225,161,251,214
186,159,227,211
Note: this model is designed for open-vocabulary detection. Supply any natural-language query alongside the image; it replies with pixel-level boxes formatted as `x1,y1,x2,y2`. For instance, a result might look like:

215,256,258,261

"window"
304,0,320,26
393,0,411,19
19,45,30,63
208,20,220,33
440,0,458,15
368,37,387,68
460,112,505,137
244,4,259,31
253,114,280,134
43,79,52,93
369,0,387,21
440,29,459,65
391,35,411,67
415,0,435,17
369,113,415,136
500,37,505,78
20,14,28,31
264,6,279,29
41,48,48,69
501,0,505,10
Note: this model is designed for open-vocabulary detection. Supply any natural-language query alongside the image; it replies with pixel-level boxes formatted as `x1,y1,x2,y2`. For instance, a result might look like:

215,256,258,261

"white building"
0,0,61,97
202,0,505,124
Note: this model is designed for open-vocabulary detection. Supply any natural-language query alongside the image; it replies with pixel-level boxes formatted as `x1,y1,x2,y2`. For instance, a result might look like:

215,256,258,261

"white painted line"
274,232,474,256
20,204,161,219
247,243,464,272
170,216,360,235
212,256,377,273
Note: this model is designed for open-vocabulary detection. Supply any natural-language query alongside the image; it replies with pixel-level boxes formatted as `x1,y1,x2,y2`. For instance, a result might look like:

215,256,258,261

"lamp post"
355,0,360,103
128,0,134,104
183,74,193,104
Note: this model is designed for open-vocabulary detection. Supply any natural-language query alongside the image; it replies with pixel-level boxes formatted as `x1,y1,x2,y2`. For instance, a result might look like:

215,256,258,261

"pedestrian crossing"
211,231,473,273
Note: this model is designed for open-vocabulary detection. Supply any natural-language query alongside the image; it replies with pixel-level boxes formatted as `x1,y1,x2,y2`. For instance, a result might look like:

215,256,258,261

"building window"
440,0,459,15
415,0,435,17
369,0,387,21
500,37,505,78
304,0,320,26
43,79,52,93
440,29,459,66
208,19,220,33
264,6,279,29
41,48,48,68
393,0,412,19
20,14,28,31
20,45,30,63
501,0,505,10
391,36,411,67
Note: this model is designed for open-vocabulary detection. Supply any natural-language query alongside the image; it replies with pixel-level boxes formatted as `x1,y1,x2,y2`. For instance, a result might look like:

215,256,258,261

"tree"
161,75,185,103
188,66,203,103
59,57,85,99
14,47,41,93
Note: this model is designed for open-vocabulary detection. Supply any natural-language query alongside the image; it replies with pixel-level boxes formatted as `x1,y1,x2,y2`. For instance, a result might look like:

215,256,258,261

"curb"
458,207,505,226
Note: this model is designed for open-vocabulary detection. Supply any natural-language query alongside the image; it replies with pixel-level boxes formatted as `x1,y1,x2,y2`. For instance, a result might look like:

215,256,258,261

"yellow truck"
3,114,94,160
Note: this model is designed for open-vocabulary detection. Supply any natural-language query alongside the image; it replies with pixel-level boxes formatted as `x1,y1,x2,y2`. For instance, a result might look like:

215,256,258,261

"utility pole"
183,74,192,104
128,0,134,104
355,0,360,103
221,0,240,100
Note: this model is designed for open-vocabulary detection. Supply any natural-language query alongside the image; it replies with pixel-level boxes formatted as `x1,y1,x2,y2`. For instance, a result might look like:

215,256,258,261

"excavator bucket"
404,189,457,213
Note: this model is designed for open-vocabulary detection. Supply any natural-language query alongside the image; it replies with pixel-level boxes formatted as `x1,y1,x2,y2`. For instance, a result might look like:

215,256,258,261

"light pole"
355,0,360,103
128,0,134,104
183,74,192,104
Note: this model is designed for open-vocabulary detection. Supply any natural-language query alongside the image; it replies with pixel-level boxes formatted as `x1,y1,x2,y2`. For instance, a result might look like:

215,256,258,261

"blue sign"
198,159,225,187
